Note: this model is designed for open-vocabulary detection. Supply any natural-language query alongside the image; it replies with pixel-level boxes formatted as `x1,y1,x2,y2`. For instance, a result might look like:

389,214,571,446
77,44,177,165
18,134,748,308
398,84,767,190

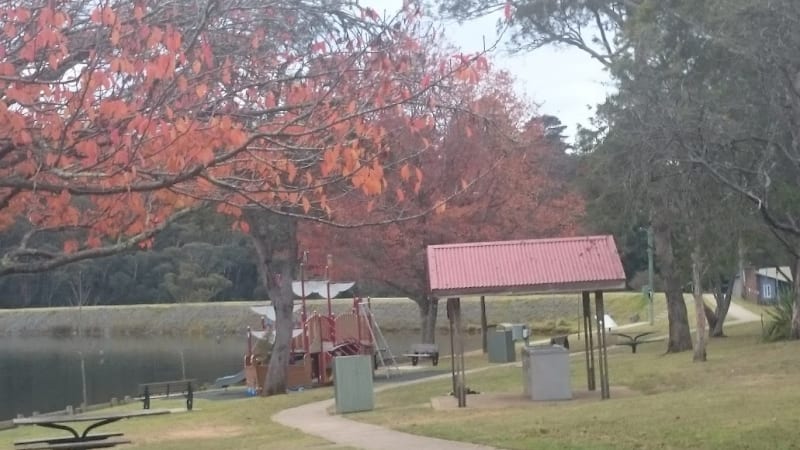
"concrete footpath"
273,398,496,450
272,367,503,450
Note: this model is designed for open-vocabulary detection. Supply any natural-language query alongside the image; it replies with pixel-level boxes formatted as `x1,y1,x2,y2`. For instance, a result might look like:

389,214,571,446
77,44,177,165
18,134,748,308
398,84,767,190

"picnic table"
12,409,170,450
611,331,656,353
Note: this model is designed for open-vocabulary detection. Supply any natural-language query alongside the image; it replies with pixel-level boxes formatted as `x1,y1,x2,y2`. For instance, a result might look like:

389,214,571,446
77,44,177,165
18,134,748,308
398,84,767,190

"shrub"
763,290,795,342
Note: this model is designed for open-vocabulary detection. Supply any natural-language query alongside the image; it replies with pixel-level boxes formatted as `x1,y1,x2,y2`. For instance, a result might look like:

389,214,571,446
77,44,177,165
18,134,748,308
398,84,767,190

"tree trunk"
418,296,438,344
263,264,295,395
791,256,800,339
710,273,735,337
691,244,707,362
245,209,298,396
704,302,718,331
653,222,693,352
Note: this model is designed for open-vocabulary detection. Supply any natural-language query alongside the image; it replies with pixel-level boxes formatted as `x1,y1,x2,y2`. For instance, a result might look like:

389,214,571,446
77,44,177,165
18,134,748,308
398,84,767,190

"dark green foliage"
0,209,259,307
762,290,795,342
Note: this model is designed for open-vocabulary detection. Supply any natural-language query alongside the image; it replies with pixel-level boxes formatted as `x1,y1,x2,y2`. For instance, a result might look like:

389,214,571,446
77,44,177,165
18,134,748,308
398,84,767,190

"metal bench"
14,432,124,447
611,332,656,353
138,379,195,410
402,343,439,366
15,436,129,450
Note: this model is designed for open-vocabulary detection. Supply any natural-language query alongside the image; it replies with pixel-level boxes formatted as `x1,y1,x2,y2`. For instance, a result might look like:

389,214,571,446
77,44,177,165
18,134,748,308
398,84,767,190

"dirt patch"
430,386,640,411
137,424,244,443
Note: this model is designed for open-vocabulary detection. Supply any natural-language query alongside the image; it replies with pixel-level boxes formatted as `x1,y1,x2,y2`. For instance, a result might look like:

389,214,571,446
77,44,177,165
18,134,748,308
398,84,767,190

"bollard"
66,405,74,415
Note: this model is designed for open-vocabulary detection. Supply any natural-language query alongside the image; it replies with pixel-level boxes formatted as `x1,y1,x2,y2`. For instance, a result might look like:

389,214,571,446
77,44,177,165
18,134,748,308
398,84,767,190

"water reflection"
0,330,480,420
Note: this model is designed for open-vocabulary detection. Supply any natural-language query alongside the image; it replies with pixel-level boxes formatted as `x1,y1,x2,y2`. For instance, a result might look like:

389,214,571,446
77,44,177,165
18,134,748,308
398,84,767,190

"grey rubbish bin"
522,345,571,401
487,328,515,363
509,323,530,342
333,355,374,413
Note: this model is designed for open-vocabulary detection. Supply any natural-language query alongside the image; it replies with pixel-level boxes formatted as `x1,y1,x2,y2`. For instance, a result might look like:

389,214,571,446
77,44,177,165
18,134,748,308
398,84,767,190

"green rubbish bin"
333,355,374,414
487,328,515,363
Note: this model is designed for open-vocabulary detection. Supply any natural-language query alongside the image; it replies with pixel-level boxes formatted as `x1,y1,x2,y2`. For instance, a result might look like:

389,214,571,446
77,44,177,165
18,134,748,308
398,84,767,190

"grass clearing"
351,322,800,449
0,388,351,450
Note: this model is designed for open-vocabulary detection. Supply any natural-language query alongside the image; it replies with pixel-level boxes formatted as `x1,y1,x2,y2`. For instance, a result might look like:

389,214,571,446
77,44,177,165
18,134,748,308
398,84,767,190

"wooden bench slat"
14,433,123,446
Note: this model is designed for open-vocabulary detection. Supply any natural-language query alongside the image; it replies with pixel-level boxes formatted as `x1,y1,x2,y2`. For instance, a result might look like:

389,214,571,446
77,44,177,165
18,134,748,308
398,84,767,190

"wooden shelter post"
595,291,610,399
447,298,467,407
447,300,456,396
480,296,488,354
581,291,596,391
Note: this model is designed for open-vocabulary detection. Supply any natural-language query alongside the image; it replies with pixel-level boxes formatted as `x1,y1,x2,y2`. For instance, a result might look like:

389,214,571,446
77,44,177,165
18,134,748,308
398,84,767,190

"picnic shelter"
426,235,627,407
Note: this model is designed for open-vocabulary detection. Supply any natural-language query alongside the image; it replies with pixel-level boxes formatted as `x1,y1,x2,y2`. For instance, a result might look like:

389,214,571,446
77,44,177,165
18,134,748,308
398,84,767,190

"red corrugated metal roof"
427,235,627,296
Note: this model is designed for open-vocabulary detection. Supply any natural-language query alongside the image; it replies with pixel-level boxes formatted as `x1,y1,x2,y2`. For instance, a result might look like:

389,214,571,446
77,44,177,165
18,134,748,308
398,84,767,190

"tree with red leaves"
300,71,585,342
0,0,490,393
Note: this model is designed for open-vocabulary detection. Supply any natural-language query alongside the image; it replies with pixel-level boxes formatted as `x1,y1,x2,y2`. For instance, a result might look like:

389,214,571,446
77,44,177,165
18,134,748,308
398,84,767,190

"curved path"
721,297,761,323
273,367,501,450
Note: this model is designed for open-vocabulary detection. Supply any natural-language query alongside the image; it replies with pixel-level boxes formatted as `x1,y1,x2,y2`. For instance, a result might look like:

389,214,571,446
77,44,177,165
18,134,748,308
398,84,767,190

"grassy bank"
0,293,647,338
350,321,798,449
0,390,346,450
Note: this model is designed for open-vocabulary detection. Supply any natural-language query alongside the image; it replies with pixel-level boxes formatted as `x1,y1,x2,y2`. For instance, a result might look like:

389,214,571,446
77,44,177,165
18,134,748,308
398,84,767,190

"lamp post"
77,351,88,409
647,226,655,325
326,254,333,318
300,250,309,352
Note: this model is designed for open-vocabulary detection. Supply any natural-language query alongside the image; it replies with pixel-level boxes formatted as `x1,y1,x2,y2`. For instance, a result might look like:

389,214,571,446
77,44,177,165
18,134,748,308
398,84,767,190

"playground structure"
243,279,381,394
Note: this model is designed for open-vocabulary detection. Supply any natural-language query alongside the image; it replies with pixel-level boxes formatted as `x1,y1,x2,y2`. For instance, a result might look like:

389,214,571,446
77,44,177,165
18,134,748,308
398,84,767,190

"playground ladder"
358,301,399,378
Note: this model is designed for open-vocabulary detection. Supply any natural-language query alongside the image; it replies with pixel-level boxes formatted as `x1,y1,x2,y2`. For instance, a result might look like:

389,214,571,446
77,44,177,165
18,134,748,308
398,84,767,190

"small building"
732,266,793,304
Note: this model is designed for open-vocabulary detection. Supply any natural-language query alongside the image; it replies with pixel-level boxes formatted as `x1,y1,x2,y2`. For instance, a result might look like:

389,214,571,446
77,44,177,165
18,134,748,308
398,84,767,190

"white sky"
362,0,613,139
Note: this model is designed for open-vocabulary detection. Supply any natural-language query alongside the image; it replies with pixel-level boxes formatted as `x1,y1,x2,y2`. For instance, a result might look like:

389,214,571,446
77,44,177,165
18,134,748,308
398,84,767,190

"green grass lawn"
0,388,350,450
350,322,800,449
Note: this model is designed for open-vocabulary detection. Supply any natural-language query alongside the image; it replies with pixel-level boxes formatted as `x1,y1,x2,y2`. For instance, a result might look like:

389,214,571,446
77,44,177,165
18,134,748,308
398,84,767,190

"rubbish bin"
521,345,571,401
333,355,374,413
487,328,515,363
509,323,530,342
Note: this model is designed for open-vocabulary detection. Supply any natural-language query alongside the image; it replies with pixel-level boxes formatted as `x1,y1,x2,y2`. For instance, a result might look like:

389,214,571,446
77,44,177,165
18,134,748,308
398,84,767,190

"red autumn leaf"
311,41,326,53
400,164,411,182
421,74,431,89
504,1,513,21
63,239,79,254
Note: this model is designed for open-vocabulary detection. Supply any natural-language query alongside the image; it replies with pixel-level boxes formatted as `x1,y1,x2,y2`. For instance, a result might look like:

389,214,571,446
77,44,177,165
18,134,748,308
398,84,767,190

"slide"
213,370,246,388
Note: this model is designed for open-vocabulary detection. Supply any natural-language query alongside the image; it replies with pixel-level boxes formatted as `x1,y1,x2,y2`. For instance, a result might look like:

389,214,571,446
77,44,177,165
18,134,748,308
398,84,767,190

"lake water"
0,330,481,421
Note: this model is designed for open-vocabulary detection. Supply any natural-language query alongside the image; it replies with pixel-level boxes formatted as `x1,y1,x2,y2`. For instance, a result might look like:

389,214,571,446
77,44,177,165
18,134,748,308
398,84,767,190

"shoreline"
0,293,644,338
